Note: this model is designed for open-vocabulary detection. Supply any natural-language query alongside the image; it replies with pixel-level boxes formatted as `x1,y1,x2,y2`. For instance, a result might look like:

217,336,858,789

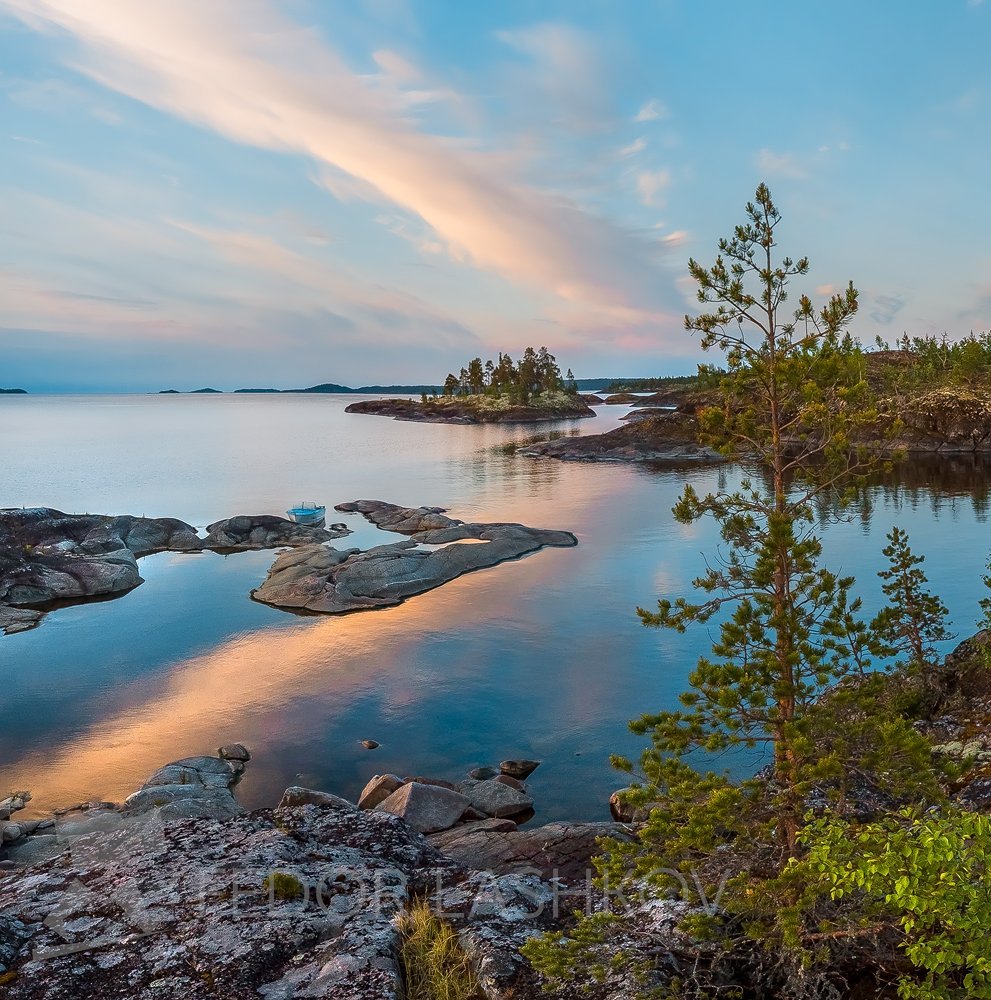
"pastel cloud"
0,0,672,332
634,98,668,122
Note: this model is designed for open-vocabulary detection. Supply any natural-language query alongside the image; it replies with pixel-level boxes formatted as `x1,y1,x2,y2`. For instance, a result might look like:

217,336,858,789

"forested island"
346,346,597,423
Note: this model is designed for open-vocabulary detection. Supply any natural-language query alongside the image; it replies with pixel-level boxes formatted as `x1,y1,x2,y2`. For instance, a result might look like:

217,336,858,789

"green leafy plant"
801,807,991,999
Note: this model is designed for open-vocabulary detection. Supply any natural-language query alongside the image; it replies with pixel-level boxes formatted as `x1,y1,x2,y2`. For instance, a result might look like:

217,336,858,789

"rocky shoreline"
0,748,643,1000
3,633,991,998
518,411,726,465
0,502,576,635
345,396,596,424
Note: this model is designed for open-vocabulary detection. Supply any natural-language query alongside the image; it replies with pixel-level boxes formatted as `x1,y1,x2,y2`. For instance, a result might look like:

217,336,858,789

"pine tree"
871,527,951,668
525,184,941,998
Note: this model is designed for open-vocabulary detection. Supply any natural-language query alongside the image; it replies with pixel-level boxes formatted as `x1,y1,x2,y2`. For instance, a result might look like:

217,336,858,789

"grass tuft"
397,899,481,1000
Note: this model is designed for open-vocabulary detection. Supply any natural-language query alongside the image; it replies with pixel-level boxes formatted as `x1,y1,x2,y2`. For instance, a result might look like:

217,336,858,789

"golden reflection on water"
6,486,625,816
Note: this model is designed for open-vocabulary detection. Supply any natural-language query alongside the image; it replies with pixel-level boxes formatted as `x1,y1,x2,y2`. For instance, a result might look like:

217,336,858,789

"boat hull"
286,507,326,525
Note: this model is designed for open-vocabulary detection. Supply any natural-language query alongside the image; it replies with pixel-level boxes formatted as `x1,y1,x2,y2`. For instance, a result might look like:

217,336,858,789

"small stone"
499,759,541,780
360,739,380,750
218,742,251,762
468,766,498,781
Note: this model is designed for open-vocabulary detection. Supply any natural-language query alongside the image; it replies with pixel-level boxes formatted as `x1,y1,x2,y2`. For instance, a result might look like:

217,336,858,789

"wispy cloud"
634,98,668,122
618,136,646,158
870,293,906,325
2,0,671,330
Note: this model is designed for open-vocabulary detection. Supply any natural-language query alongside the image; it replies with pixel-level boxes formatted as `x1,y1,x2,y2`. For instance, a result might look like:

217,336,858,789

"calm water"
1,393,990,822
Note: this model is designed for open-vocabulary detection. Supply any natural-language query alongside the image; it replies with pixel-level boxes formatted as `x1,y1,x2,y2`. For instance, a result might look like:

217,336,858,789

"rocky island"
253,500,577,613
0,502,575,635
348,347,596,424
345,393,594,424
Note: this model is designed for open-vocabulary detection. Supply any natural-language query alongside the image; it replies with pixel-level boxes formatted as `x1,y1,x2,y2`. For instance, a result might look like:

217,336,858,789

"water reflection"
2,395,991,822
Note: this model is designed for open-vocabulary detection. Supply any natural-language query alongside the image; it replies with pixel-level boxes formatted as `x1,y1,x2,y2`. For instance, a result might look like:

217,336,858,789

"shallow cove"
1,392,989,821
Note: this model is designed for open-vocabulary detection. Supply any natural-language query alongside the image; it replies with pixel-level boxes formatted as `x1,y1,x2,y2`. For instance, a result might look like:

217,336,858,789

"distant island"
0,388,27,394
346,347,597,424
155,376,657,395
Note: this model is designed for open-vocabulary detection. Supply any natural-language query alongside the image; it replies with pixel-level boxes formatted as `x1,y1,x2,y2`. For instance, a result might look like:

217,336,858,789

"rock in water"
374,782,470,833
252,501,577,616
499,758,541,779
360,739,380,749
218,742,251,762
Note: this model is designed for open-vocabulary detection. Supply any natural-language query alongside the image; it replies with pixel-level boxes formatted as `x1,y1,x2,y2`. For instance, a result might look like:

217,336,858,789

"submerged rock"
500,759,541,779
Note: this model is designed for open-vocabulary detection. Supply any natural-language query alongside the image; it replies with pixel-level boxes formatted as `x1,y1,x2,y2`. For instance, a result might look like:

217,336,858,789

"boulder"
499,759,541,779
374,782,470,833
122,755,244,821
358,774,404,810
609,787,661,824
457,778,534,819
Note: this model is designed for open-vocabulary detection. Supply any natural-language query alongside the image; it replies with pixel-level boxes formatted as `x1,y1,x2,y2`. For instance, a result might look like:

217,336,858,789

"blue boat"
286,501,326,525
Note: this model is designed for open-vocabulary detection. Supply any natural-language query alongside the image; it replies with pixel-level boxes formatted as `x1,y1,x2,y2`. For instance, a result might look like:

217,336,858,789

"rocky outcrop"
579,393,605,405
252,501,577,615
345,396,596,424
601,392,640,404
519,412,726,465
0,508,350,635
0,754,668,1000
203,515,348,550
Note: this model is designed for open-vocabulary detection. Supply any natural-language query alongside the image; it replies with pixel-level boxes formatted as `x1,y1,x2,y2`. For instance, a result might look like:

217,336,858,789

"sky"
1,1,989,392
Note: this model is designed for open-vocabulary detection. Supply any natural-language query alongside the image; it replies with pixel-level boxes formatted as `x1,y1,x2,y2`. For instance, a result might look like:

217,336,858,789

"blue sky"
1,0,989,391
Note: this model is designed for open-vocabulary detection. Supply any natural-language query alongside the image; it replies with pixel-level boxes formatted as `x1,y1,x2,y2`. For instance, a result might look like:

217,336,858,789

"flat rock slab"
0,798,433,1000
253,501,577,616
428,821,634,883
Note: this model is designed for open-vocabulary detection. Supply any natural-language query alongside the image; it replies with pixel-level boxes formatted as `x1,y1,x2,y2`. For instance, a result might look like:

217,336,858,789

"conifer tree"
525,184,941,998
871,526,951,668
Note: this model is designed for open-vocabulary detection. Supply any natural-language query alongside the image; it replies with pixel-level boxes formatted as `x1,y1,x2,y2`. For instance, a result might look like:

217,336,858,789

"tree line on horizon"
439,346,577,404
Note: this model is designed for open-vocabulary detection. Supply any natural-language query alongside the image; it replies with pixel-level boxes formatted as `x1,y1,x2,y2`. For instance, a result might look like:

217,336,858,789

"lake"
1,392,989,822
